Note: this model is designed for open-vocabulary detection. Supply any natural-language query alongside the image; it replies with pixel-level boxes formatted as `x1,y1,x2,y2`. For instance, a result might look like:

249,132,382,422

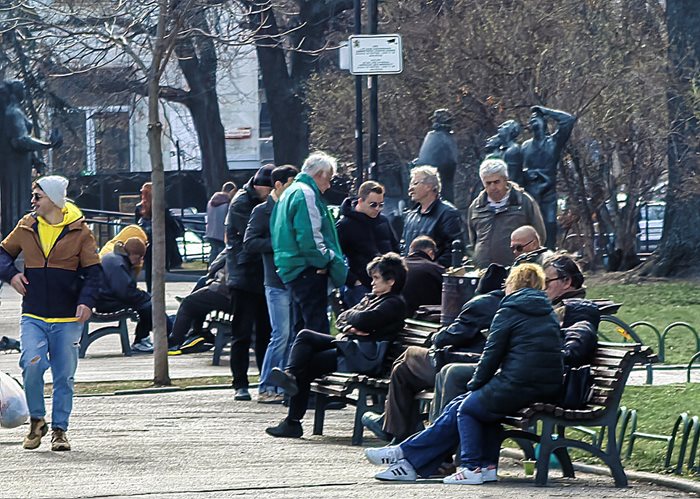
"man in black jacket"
362,264,506,443
401,236,445,317
337,180,399,307
227,165,274,401
97,238,154,352
402,166,464,267
243,165,299,403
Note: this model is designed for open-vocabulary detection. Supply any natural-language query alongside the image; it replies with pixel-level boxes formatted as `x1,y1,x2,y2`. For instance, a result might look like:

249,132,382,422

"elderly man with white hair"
402,165,464,267
467,158,545,268
270,151,348,335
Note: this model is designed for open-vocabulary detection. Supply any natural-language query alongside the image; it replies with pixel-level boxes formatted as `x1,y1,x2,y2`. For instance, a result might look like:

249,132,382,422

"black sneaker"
265,419,303,439
268,368,299,396
178,336,213,355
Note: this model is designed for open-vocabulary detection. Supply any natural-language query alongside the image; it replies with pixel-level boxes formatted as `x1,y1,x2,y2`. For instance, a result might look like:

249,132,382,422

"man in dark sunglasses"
510,225,552,266
336,180,399,307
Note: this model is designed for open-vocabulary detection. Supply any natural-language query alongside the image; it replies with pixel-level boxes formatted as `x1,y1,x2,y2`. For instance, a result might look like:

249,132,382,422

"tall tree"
241,0,352,167
642,1,700,276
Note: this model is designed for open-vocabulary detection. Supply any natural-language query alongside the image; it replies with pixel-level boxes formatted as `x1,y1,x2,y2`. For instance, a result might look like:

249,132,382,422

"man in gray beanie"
0,175,102,451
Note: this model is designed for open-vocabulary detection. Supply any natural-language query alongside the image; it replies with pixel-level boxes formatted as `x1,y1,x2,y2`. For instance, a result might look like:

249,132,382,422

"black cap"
476,263,508,294
253,164,275,187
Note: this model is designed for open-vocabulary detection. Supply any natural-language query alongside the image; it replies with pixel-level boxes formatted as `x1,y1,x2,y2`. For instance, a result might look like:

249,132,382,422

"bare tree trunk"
642,0,700,277
149,0,171,386
175,7,228,195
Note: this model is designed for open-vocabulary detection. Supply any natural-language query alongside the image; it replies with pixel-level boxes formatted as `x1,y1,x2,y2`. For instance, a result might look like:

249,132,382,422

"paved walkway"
0,389,691,499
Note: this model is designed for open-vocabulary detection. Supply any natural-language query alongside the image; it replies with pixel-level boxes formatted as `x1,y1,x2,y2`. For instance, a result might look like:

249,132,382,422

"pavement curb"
501,448,700,494
77,383,241,397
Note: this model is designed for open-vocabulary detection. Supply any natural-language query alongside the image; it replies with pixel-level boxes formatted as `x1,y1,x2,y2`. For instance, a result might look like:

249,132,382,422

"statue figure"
0,80,62,236
414,109,459,203
484,119,524,186
521,105,576,249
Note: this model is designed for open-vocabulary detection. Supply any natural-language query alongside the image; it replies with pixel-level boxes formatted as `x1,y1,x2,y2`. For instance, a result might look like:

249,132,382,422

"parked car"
177,229,211,262
638,201,665,252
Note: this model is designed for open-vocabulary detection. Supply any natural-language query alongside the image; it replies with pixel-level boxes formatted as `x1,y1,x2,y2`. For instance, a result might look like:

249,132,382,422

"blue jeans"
259,286,294,394
457,390,505,470
401,390,504,476
19,317,83,430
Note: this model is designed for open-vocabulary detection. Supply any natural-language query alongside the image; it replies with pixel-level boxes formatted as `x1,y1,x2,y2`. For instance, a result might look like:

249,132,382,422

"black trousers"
169,288,231,347
230,291,271,389
285,329,338,421
286,268,329,334
97,301,154,343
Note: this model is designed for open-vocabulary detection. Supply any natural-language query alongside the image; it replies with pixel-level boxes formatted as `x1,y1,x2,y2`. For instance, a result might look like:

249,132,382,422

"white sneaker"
374,459,417,482
131,338,154,353
365,445,403,465
443,467,483,485
482,466,497,482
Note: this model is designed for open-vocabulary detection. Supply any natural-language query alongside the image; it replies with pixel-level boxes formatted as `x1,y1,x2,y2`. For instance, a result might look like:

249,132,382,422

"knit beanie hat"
36,175,69,209
252,164,275,187
124,237,147,257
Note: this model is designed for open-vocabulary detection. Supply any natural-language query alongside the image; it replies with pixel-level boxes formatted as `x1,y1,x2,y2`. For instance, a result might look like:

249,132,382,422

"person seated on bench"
265,252,408,439
168,247,233,355
362,262,508,443
430,251,594,418
401,236,444,318
99,224,148,277
365,263,563,485
96,237,156,353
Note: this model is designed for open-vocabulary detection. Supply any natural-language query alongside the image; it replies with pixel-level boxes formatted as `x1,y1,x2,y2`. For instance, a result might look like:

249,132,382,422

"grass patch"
587,280,700,364
568,383,700,479
46,376,242,396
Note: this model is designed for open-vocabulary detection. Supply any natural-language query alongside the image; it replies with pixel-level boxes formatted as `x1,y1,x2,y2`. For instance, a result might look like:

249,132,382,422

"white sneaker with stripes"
443,467,483,485
374,459,417,481
364,445,403,465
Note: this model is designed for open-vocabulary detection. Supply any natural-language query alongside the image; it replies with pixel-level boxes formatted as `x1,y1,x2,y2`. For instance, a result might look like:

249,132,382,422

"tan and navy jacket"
0,203,102,321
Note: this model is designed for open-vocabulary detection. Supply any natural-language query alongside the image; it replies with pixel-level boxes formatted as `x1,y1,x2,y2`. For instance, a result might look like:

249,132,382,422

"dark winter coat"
225,179,266,294
243,196,284,289
98,246,151,311
402,198,464,267
561,320,598,368
561,298,600,329
336,197,399,288
401,251,445,317
431,289,504,353
467,287,563,414
335,292,407,342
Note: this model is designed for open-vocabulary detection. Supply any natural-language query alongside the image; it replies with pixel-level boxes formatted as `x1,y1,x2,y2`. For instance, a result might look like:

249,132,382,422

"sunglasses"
368,201,385,209
510,238,535,253
545,276,565,287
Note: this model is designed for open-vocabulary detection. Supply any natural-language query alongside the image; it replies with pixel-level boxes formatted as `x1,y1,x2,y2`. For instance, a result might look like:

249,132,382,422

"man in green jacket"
270,151,347,334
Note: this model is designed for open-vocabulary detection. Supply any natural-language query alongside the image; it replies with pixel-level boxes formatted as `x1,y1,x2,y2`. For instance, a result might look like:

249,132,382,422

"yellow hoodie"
36,202,84,258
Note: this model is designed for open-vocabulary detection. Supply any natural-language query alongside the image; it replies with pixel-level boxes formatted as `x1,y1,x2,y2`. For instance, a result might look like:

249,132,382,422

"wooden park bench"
310,318,441,445
79,308,139,358
501,341,657,487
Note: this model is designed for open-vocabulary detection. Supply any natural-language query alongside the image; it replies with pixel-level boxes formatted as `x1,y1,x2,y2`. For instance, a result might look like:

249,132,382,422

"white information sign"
349,34,403,75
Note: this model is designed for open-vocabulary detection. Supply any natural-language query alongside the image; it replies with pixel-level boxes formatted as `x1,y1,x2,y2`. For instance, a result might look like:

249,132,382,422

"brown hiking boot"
51,429,71,451
23,418,48,450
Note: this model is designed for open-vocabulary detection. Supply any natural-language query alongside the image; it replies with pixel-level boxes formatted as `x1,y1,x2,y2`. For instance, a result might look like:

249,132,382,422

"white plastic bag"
0,371,29,428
